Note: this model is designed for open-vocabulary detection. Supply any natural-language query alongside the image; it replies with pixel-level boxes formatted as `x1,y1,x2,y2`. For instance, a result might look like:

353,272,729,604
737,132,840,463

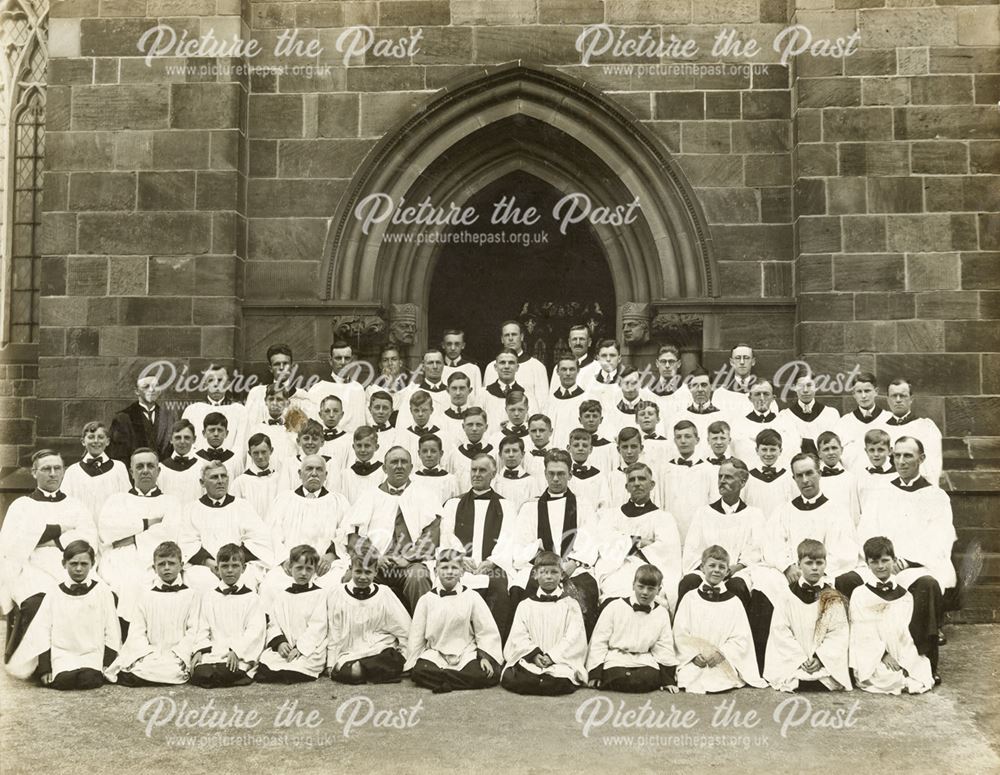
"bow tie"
352,460,380,476
502,469,522,479
672,458,693,467
80,457,108,472
572,463,594,475
505,425,527,435
416,468,446,477
644,433,664,441
385,486,407,496
707,456,726,465
323,429,344,441
68,582,91,594
748,412,776,423
219,585,241,595
267,418,283,425
200,448,227,461
437,589,457,597
700,584,722,600
462,442,483,454
287,583,314,594
617,401,638,414
346,584,377,600
762,464,776,472
373,423,391,432
867,466,893,474
535,593,561,602
801,582,822,596
244,468,271,477
821,466,843,476
875,581,894,592
153,583,187,593
688,404,715,414
529,448,547,457
632,602,652,613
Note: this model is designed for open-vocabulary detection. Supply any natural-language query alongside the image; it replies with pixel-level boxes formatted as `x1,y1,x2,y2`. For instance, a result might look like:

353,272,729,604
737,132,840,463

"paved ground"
1,624,998,775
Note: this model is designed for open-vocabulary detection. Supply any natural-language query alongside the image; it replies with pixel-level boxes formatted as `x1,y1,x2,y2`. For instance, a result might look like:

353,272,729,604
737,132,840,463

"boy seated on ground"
189,543,266,688
405,549,503,694
16,540,120,690
587,564,678,693
256,545,329,683
673,545,766,694
326,538,411,685
500,551,587,696
849,536,934,695
763,539,851,693
108,541,199,686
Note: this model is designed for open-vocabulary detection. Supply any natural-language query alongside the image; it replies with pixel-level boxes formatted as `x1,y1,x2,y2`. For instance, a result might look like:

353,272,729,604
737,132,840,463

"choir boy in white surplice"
317,395,354,471
244,384,299,466
231,433,290,523
155,420,203,504
681,459,770,605
10,540,120,689
585,339,623,408
256,545,329,683
327,541,411,684
566,429,613,510
406,550,503,692
511,450,601,633
548,324,601,393
307,341,368,432
602,367,648,438
107,541,200,686
366,391,399,461
487,390,532,453
412,434,460,506
483,321,549,416
849,536,934,695
337,426,385,505
635,402,672,471
262,455,350,600
703,421,735,501
180,461,276,589
673,546,767,694
763,539,851,693
190,544,266,687
587,564,679,693
439,372,474,449
243,343,312,429
394,390,446,462
443,407,496,494
97,448,195,623
62,421,130,523
396,349,451,423
577,400,618,474
501,551,588,695
834,371,891,473
661,420,715,543
548,357,588,448
764,453,859,583
732,380,800,471
840,436,954,678
523,414,557,480
884,378,943,484
341,447,440,613
281,420,339,492
669,369,731,454
595,463,682,611
494,436,539,511
647,344,691,422
183,366,247,468
743,429,797,522
440,454,521,639
193,412,241,483
442,329,483,403
2,450,96,670
777,370,841,456
856,429,896,508
816,431,861,526
482,350,533,430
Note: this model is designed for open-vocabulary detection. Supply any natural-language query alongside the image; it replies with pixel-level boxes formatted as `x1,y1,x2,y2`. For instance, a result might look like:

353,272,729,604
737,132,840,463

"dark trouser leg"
477,567,512,643
500,663,576,696
190,663,252,688
4,593,44,663
908,575,942,672
49,668,105,690
376,564,432,614
330,662,366,685
116,671,162,688
748,589,774,674
255,664,315,684
358,647,405,683
437,654,501,692
600,666,663,693
797,680,830,692
565,572,599,637
411,659,448,690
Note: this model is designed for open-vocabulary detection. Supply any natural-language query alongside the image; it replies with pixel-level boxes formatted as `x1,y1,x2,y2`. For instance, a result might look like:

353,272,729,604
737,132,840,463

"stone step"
946,583,1000,624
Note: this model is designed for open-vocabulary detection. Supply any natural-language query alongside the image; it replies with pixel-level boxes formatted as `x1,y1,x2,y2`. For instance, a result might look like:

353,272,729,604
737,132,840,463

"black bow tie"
530,448,547,457
373,423,391,432
463,442,483,454
200,448,227,461
644,433,664,440
801,582,822,594
572,463,594,475
416,468,446,477
153,583,187,593
749,412,776,423
386,486,407,496
535,593,561,602
287,583,315,594
244,468,271,477
762,464,776,472
323,429,344,441
821,466,843,476
875,581,894,592
346,584,377,600
867,466,893,474
267,418,283,425
617,401,638,414
707,456,726,465
672,458,693,467
505,424,527,435
632,602,652,613
700,584,722,600
352,460,380,476
502,469,522,479
219,585,241,596
68,582,91,594
437,589,458,597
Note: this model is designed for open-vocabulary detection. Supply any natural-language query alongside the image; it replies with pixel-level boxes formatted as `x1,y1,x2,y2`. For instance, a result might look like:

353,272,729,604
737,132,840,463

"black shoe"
933,674,942,686
937,630,947,646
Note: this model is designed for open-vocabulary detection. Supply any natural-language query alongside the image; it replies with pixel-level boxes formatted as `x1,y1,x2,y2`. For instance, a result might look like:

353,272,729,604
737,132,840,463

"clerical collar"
470,488,493,498
297,486,326,499
32,489,65,501
893,475,930,491
716,498,744,514
800,494,823,506
383,483,409,496
131,487,162,498
544,490,567,500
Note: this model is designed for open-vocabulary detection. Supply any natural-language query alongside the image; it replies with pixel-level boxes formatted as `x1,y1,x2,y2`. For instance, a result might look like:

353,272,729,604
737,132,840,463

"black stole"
453,492,504,559
537,491,577,556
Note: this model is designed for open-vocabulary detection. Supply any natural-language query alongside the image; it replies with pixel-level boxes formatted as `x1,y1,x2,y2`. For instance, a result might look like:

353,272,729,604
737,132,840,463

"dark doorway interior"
428,170,615,373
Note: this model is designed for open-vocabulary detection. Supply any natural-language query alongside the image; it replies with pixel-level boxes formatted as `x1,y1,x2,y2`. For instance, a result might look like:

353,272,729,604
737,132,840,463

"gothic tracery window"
1,0,47,347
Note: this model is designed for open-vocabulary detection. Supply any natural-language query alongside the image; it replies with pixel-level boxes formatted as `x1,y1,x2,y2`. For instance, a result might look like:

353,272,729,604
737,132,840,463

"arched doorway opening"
427,169,616,371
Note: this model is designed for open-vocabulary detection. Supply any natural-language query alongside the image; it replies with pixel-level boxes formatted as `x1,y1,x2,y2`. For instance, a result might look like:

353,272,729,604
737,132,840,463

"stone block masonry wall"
790,1,1000,480
39,0,248,458
0,363,37,468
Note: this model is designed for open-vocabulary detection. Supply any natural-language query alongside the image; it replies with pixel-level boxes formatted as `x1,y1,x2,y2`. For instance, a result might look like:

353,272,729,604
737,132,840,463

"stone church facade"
0,1,997,614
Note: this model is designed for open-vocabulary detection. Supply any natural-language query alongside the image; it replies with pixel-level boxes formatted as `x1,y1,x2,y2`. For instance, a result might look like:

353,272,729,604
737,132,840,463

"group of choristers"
0,327,953,695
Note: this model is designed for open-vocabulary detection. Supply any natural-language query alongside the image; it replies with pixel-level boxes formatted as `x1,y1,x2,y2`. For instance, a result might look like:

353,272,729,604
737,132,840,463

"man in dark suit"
109,374,176,463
